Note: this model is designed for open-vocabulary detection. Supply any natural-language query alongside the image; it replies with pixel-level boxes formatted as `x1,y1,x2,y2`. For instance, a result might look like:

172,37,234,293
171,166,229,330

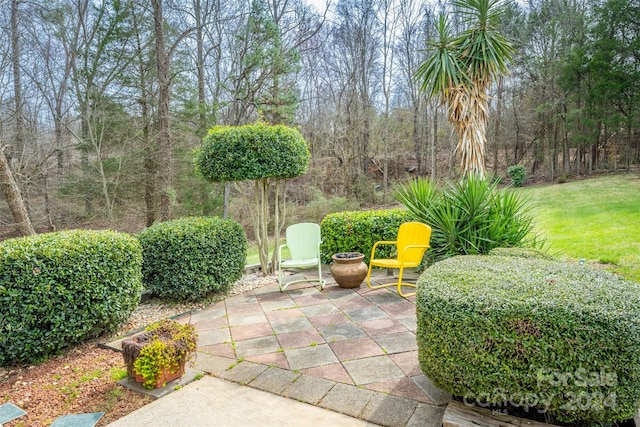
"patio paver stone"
343,355,406,385
250,366,300,394
284,343,339,370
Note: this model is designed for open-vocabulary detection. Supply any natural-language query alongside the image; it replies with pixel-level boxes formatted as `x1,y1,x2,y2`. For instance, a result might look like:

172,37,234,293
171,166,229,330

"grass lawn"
520,173,640,282
246,243,289,266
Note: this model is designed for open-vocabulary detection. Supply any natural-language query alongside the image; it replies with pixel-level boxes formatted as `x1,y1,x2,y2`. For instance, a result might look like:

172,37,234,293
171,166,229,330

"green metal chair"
277,222,326,292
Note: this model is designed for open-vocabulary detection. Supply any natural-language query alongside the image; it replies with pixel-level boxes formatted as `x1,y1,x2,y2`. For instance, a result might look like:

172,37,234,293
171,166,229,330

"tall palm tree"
415,0,514,177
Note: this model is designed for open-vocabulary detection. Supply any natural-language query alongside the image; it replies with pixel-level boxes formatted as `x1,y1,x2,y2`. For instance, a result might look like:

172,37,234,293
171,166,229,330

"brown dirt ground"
0,340,153,426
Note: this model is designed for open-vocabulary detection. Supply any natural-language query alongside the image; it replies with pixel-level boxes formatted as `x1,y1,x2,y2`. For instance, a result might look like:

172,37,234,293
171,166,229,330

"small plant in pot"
121,319,198,389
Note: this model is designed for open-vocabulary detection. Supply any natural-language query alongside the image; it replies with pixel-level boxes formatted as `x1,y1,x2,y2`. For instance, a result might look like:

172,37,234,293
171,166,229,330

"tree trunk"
493,76,503,173
0,148,35,236
153,0,172,221
10,0,25,169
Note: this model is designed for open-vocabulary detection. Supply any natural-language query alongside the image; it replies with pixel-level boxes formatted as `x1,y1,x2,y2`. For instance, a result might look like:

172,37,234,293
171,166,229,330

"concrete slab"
318,323,366,342
364,292,406,306
389,351,422,377
260,298,298,312
396,315,418,332
230,322,273,341
345,306,390,322
107,376,375,426
407,403,446,427
234,335,281,358
413,375,452,406
227,312,268,326
50,412,104,427
307,312,351,328
300,363,354,385
318,382,375,418
284,344,339,370
225,294,258,306
329,336,385,360
299,302,340,317
188,306,226,321
361,392,418,427
270,317,314,334
277,328,325,349
249,366,299,394
196,328,230,346
117,368,203,400
192,353,236,376
373,332,418,354
343,355,406,385
218,361,268,384
283,375,335,405
360,318,409,336
364,377,432,404
245,351,289,369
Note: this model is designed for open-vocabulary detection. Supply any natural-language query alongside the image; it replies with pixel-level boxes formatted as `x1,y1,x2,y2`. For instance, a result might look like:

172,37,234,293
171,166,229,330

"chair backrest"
397,222,432,264
286,222,321,260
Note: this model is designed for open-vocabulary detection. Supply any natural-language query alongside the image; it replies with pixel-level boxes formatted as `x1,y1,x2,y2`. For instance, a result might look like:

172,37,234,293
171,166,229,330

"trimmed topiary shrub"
416,255,640,424
195,122,309,274
0,230,143,366
320,208,413,264
138,216,247,301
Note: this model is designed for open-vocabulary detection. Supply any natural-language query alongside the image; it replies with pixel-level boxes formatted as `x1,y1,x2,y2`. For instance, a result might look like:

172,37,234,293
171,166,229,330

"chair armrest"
370,240,397,259
399,244,431,255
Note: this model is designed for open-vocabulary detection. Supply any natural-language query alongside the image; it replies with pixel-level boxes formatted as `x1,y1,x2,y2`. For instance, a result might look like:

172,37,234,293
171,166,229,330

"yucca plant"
395,175,543,262
415,0,515,177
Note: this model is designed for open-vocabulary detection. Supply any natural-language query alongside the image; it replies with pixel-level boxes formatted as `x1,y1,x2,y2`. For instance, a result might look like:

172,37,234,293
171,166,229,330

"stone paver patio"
183,269,449,426
108,268,451,427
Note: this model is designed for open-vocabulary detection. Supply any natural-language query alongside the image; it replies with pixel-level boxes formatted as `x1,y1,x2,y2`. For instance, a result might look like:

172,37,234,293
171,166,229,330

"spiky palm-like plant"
415,0,514,177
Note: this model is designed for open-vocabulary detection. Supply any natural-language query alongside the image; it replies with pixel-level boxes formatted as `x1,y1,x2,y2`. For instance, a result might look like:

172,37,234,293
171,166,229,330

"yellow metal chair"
365,222,432,297
277,222,326,292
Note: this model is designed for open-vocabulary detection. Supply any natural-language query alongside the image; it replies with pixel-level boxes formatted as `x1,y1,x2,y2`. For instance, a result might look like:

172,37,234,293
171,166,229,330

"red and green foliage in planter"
122,319,198,389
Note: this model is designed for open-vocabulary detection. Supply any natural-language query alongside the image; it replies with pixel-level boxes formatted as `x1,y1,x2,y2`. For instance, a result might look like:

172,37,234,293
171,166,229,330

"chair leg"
366,264,397,291
280,267,325,292
318,263,325,290
278,262,287,292
396,267,416,298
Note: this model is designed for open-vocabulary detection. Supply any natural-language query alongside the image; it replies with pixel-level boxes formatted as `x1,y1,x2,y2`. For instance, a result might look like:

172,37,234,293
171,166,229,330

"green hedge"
416,255,640,424
0,230,143,366
139,217,247,301
320,209,413,264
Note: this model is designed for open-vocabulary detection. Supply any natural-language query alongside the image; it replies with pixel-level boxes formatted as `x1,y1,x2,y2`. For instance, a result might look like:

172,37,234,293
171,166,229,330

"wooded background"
0,0,638,237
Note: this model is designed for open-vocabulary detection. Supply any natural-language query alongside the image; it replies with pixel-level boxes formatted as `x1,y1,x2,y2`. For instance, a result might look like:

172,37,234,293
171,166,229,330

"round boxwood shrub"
195,122,310,182
0,230,143,366
416,255,640,424
139,216,247,301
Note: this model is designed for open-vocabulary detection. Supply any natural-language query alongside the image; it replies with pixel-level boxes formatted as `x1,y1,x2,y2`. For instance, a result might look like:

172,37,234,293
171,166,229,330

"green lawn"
520,174,640,282
246,243,289,266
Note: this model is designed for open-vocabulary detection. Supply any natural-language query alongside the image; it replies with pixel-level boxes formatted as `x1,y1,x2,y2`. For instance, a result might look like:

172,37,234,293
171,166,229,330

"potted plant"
121,319,198,389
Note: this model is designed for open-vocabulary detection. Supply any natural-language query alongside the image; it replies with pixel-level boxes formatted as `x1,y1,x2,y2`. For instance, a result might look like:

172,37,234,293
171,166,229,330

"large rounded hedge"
195,122,310,182
0,230,143,366
416,255,640,424
138,216,247,301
